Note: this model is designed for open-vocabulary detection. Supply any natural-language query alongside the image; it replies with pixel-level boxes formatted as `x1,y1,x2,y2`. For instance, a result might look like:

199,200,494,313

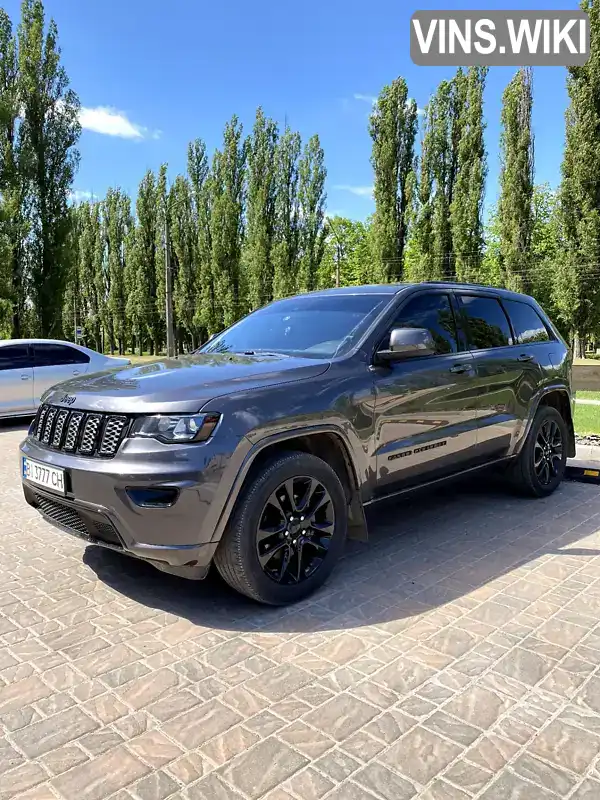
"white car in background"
0,339,130,419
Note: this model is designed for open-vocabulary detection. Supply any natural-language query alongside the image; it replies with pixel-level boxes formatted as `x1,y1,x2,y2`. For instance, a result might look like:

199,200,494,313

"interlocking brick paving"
2,421,600,799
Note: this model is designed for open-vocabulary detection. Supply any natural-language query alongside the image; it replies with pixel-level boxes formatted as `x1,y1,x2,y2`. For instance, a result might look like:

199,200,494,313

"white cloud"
334,185,374,198
353,93,377,105
78,106,158,140
68,189,92,204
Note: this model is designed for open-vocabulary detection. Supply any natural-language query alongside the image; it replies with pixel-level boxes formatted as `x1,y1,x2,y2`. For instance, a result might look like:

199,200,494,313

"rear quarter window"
504,300,551,344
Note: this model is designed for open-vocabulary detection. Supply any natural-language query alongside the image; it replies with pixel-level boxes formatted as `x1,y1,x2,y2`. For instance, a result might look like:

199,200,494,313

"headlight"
130,413,221,443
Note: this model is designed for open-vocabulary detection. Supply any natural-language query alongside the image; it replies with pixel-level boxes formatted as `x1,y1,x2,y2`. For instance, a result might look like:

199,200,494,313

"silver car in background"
0,339,130,418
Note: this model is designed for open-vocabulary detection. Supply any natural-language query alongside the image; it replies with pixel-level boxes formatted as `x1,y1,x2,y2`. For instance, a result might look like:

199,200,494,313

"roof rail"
422,280,496,289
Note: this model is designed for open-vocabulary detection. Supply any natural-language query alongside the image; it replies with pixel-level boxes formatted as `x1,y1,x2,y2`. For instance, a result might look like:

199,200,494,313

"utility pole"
165,216,175,358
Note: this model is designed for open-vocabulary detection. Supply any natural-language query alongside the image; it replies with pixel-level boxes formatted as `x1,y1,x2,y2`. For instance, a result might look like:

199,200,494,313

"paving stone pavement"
3,422,600,799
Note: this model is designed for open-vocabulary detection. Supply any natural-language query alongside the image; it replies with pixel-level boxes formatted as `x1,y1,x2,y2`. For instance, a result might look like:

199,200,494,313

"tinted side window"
504,300,551,344
459,296,512,350
0,344,31,371
34,344,89,367
386,293,458,355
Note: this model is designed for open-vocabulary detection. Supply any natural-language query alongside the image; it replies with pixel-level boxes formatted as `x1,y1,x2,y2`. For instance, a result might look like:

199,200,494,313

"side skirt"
363,455,516,509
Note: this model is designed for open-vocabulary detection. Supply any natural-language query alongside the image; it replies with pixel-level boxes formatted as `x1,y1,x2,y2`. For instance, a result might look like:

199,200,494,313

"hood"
42,353,330,414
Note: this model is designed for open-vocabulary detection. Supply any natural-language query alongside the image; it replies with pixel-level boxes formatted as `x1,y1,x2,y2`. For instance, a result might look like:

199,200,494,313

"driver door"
372,290,480,494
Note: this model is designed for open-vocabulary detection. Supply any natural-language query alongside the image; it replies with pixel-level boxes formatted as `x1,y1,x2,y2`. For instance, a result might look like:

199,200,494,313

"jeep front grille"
32,405,130,458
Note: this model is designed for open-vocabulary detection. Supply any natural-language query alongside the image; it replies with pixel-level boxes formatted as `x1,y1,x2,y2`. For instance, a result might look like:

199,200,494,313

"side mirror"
377,328,436,361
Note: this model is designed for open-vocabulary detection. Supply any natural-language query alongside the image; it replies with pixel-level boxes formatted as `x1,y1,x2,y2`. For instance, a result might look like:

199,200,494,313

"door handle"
72,370,80,376
449,364,470,374
20,374,30,381
517,354,534,362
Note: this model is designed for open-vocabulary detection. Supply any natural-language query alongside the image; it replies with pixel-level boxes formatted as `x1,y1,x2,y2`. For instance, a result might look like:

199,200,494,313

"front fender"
209,423,368,545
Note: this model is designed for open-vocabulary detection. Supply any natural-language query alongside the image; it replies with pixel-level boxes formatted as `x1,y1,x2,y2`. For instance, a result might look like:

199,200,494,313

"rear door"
32,343,90,403
455,293,539,459
372,290,480,494
0,344,34,416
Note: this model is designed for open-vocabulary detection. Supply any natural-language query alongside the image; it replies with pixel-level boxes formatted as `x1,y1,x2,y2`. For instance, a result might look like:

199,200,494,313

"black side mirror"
377,327,436,362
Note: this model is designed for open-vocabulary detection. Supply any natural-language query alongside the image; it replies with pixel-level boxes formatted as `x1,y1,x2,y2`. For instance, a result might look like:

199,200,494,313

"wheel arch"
531,386,576,458
212,426,368,545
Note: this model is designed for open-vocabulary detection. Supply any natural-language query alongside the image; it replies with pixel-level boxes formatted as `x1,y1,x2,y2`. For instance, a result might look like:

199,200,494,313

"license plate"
22,456,66,496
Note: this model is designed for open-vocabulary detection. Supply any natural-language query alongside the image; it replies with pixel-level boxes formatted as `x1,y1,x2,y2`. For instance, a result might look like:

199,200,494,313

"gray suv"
20,282,574,605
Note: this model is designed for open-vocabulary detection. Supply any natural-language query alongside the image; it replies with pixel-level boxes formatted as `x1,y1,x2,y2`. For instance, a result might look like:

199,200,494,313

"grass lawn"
577,390,600,401
121,354,167,365
575,403,600,436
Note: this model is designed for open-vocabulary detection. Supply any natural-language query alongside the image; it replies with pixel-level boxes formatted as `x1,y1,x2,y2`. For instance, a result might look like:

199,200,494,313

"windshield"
198,294,390,358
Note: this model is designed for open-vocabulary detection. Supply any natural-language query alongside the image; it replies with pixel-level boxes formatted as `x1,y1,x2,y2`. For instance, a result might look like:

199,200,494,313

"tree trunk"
573,332,586,359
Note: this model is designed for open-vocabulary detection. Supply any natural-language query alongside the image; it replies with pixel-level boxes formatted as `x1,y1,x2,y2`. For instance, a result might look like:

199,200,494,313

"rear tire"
509,406,567,498
214,451,347,605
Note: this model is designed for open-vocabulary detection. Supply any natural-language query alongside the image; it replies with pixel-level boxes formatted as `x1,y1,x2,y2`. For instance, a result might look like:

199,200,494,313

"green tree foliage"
318,216,373,289
498,68,535,293
558,0,600,353
155,163,168,340
370,77,418,281
243,108,278,310
0,9,23,337
209,116,246,329
410,70,472,281
77,202,102,350
170,175,196,348
530,184,561,318
187,138,214,337
452,67,488,282
297,135,327,294
128,171,159,354
18,0,80,336
105,188,131,354
272,126,301,299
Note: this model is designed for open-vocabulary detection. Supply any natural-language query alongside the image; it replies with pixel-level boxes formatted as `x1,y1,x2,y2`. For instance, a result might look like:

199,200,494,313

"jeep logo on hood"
58,393,77,406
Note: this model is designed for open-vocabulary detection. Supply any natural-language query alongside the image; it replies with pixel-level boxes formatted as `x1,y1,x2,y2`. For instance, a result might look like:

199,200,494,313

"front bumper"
19,434,233,579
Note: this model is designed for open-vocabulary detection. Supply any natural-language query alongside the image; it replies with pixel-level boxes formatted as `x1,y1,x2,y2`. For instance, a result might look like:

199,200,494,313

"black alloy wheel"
214,451,347,605
533,418,563,487
256,476,335,585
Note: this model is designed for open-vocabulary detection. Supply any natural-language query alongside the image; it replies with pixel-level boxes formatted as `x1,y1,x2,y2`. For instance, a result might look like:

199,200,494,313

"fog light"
126,488,179,508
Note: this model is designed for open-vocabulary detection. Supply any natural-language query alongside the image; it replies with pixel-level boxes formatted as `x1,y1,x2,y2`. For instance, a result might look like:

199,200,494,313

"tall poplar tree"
77,202,102,350
451,67,487,282
272,126,301,299
187,138,214,337
410,71,467,280
105,188,131,354
243,108,278,310
498,67,535,293
209,116,246,328
0,9,23,337
170,175,196,349
370,77,418,282
128,170,158,354
297,134,327,293
155,162,168,347
18,0,80,336
558,0,600,354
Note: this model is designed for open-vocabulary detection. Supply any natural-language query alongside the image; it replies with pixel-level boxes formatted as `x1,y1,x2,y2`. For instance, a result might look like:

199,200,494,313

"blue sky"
3,0,580,219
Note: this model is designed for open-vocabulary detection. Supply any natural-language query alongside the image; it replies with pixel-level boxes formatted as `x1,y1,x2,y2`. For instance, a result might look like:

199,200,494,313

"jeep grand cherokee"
20,282,574,605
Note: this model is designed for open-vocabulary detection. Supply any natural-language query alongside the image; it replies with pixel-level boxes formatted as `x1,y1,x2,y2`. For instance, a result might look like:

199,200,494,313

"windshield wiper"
240,350,288,357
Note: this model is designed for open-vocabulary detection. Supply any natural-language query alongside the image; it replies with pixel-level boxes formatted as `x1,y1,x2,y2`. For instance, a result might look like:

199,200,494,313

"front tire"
509,406,568,497
214,451,347,605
